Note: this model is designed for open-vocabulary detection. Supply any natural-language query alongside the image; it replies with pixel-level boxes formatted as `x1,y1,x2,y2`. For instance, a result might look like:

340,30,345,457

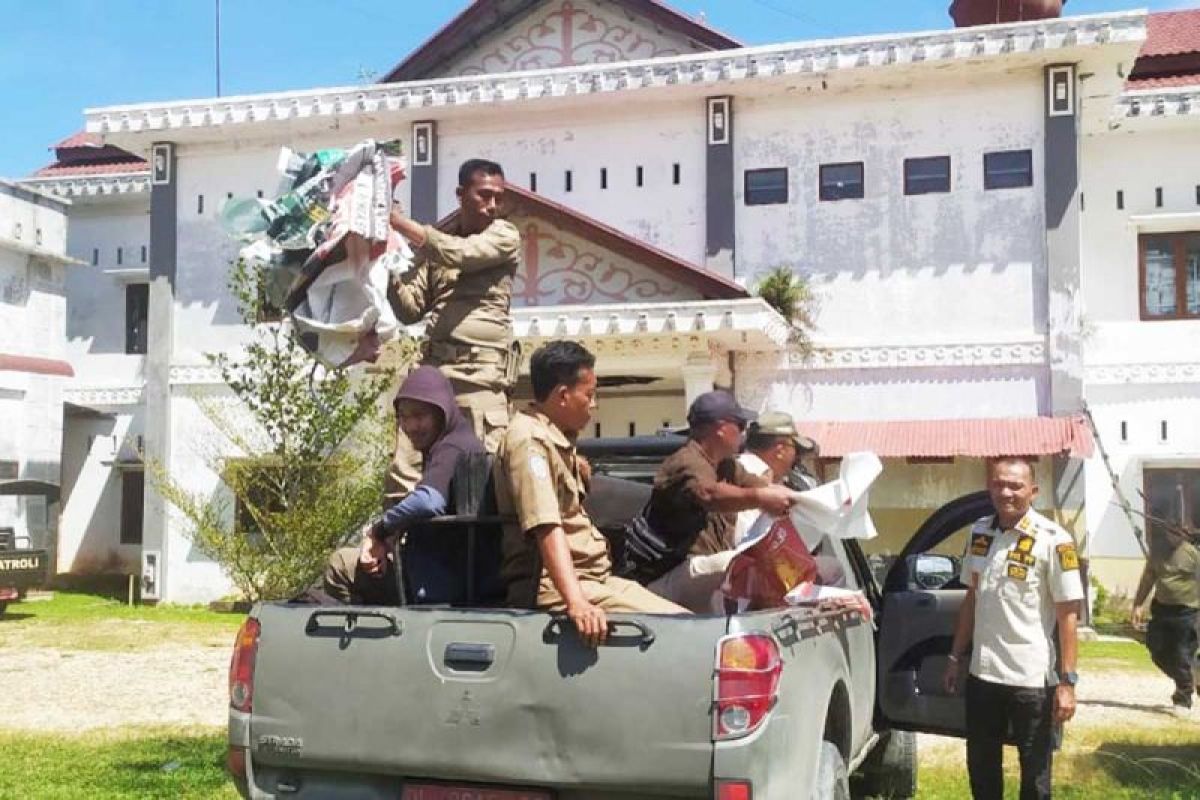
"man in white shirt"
733,411,817,544
942,457,1084,800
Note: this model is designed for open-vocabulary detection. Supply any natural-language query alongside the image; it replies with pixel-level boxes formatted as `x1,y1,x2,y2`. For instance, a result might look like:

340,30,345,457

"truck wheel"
812,741,850,800
851,730,917,799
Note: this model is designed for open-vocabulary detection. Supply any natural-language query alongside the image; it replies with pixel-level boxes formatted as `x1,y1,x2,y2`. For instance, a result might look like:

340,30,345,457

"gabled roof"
1128,8,1200,90
381,0,741,83
440,182,747,301
32,130,147,179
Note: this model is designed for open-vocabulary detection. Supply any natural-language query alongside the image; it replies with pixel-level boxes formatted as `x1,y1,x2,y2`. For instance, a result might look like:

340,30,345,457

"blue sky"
1,0,1189,179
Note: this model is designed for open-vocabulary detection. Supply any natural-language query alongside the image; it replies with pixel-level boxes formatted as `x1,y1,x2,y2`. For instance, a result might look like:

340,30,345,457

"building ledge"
85,11,1144,142
1127,210,1200,232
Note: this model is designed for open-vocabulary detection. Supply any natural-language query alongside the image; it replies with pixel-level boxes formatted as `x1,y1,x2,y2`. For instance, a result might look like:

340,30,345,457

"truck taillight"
715,779,753,800
229,617,260,713
226,746,247,781
713,633,781,740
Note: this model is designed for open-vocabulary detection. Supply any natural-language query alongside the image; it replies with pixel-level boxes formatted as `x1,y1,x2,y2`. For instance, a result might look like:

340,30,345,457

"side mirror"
910,554,957,590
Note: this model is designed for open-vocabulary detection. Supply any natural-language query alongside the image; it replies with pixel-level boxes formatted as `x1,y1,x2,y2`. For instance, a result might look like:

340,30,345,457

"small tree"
152,258,403,601
755,266,819,358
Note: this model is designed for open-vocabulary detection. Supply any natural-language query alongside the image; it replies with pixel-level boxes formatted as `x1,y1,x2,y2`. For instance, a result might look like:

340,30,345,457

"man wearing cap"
733,411,818,545
643,391,796,611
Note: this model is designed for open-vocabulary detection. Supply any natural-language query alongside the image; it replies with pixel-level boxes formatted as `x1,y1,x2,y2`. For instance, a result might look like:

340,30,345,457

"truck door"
876,492,992,737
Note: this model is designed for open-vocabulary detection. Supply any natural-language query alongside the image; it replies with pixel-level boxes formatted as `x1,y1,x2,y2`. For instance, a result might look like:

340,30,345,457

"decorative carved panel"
449,0,698,77
510,214,696,306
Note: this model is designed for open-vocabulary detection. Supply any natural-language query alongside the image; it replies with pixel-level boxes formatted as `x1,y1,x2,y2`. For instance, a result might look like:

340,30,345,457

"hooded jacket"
380,365,484,535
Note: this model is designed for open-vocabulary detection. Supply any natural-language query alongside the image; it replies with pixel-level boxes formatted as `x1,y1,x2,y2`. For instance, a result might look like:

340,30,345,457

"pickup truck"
227,438,991,800
0,479,57,616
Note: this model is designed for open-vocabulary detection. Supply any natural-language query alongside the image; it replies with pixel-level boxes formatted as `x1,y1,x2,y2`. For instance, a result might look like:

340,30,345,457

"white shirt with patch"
960,508,1084,688
733,452,772,546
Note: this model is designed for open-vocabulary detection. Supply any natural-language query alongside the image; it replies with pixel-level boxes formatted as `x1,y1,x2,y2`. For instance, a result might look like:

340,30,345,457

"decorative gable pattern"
446,0,705,77
381,0,739,82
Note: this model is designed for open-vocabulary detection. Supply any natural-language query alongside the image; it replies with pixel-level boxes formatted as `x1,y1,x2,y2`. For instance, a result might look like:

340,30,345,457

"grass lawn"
1078,637,1159,673
0,727,238,800
0,591,244,650
918,725,1200,799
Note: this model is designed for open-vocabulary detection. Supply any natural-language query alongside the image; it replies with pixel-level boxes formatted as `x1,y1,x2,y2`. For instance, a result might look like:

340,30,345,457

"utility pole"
215,0,222,97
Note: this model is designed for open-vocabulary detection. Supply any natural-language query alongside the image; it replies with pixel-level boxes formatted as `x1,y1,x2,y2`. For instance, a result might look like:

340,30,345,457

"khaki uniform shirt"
390,218,521,391
647,439,768,557
496,408,612,608
1149,539,1200,608
960,509,1085,688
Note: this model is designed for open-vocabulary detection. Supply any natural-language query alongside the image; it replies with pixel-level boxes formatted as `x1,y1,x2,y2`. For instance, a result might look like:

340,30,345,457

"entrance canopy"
799,416,1095,459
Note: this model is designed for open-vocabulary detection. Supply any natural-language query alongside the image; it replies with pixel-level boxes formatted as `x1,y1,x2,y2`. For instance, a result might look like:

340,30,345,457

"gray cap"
749,410,817,452
686,390,757,427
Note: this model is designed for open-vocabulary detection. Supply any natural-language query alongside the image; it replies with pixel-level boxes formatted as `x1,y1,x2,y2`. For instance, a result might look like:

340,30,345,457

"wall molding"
739,337,1047,371
85,12,1144,138
1086,361,1200,385
64,385,144,407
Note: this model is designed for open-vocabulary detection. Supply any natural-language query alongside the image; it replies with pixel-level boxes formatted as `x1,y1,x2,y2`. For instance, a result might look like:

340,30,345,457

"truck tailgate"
249,603,726,795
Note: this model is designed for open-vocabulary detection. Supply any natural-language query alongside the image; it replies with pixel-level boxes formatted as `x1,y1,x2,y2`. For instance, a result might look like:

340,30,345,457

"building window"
197,194,204,214
600,167,608,190
1144,469,1200,542
92,248,99,266
819,162,864,201
565,170,573,192
1117,190,1124,210
636,166,644,187
673,163,681,185
904,156,951,195
1139,232,1200,320
120,470,144,545
983,150,1033,190
116,247,123,266
1156,187,1164,208
141,245,147,263
744,168,788,206
125,283,149,354
529,172,538,193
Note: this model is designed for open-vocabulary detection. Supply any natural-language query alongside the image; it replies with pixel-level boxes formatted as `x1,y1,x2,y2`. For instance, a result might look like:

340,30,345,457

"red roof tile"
438,183,747,301
1140,9,1200,58
32,160,148,178
797,416,1094,459
1127,72,1200,89
52,131,103,149
0,354,74,378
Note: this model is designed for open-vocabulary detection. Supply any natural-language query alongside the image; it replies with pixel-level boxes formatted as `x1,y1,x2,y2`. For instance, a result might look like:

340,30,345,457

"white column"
681,357,718,410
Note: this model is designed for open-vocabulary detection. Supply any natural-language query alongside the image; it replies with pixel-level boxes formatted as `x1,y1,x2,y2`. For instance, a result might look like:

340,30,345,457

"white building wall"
1079,124,1200,577
736,73,1046,340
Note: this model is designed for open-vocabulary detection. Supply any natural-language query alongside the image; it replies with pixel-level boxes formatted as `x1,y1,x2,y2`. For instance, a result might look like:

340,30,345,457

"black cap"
687,390,758,427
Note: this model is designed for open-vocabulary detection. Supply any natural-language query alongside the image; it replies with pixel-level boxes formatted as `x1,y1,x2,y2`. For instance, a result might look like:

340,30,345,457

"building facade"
19,0,1198,601
0,180,75,557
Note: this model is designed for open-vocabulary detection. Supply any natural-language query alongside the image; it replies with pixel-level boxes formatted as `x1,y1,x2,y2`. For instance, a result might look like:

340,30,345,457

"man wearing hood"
325,366,484,604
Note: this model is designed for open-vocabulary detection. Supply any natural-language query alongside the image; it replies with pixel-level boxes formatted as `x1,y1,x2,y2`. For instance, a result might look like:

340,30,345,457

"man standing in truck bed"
387,158,520,500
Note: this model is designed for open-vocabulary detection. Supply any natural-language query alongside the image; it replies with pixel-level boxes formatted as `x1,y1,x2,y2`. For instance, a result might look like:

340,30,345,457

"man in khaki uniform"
497,340,685,646
387,158,520,501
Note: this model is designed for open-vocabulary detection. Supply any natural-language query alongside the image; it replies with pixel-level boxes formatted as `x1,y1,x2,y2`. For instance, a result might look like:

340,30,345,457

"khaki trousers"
323,546,400,606
385,384,510,503
540,575,689,614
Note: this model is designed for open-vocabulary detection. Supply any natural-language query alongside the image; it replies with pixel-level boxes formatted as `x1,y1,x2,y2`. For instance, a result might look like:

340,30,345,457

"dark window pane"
125,283,149,355
819,162,864,201
904,156,951,195
1143,236,1176,317
120,471,144,545
1186,236,1200,316
745,168,789,205
984,150,1033,190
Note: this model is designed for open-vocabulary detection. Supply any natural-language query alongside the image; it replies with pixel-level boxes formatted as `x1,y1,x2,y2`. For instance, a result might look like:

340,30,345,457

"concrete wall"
1079,124,1200,573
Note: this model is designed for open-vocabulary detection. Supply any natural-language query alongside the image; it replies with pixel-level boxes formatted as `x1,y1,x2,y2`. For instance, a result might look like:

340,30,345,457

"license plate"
402,783,552,800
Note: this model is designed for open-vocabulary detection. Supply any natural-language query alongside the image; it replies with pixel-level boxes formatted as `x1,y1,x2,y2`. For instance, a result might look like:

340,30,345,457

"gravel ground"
0,646,229,732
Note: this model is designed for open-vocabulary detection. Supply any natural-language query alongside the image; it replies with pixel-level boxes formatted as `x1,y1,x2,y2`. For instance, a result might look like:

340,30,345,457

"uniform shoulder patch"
529,452,550,481
970,533,993,557
1056,542,1080,571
